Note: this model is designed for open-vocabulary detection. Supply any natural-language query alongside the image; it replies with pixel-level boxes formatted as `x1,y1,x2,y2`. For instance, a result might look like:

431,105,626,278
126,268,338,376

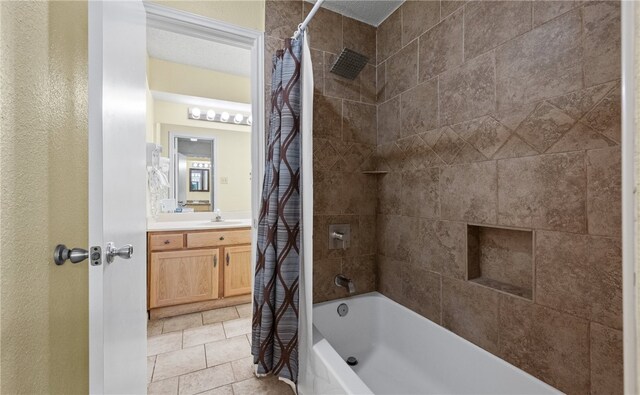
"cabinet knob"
219,236,225,241
164,240,170,245
226,253,230,266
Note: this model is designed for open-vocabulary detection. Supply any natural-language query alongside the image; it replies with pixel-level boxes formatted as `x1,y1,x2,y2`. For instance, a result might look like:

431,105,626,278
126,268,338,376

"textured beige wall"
47,3,89,393
151,0,265,32
148,58,251,104
0,2,88,394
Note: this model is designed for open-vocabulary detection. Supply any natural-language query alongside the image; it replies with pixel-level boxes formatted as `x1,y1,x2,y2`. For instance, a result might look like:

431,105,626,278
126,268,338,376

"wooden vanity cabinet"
149,248,219,308
147,227,252,318
223,245,252,297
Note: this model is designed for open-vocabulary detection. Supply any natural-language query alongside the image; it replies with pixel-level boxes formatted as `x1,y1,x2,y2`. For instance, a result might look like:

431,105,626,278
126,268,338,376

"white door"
88,1,148,393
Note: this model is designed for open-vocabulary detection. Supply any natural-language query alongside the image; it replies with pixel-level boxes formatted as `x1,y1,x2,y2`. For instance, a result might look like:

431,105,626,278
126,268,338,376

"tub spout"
335,274,356,294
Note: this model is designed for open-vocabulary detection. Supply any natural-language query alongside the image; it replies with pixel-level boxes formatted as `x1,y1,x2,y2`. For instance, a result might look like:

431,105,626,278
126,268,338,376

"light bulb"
247,115,253,125
234,114,244,124
206,110,216,121
190,138,198,142
191,107,201,119
220,112,230,122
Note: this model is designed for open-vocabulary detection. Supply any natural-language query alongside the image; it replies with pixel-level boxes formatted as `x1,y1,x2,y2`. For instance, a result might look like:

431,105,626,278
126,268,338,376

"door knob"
54,244,102,266
105,242,134,263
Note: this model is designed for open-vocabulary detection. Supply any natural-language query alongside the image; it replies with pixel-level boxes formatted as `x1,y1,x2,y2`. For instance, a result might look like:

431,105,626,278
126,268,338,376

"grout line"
492,49,497,116
462,3,465,64
532,230,537,304
531,0,534,29
416,34,420,86
584,151,589,234
203,336,208,367
150,355,157,384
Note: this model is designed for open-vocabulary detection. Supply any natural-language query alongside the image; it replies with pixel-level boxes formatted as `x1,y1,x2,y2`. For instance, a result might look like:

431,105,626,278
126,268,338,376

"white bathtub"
307,292,561,395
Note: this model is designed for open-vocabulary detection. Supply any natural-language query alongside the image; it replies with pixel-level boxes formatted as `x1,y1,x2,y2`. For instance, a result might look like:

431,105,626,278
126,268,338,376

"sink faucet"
335,274,356,294
214,209,223,222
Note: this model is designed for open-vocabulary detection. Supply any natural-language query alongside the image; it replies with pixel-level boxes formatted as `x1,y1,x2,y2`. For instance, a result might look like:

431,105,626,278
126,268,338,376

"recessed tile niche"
467,225,533,300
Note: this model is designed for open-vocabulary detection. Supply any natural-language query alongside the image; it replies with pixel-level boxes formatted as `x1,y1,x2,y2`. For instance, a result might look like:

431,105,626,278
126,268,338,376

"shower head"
329,48,369,80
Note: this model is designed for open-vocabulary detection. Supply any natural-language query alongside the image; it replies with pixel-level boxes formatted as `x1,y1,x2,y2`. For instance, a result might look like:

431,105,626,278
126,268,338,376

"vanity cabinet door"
223,245,252,297
149,249,220,308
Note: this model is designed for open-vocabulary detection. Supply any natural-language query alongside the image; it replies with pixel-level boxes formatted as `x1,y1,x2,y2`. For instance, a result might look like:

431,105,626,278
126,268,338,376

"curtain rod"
292,0,327,40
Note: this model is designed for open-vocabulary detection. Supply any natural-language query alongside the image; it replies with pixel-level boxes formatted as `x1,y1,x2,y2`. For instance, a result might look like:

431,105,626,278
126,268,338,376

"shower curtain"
252,32,314,391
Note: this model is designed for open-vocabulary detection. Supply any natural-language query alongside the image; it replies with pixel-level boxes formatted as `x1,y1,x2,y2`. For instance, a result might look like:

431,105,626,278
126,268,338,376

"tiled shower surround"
265,0,380,302
265,1,622,394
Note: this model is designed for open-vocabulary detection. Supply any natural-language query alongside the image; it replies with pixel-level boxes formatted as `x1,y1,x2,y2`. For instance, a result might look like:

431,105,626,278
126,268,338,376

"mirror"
190,169,209,192
145,23,253,216
173,136,215,212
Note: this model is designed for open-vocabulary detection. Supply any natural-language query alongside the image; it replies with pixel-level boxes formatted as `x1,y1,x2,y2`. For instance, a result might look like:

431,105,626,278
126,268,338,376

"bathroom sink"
212,219,245,225
147,218,252,231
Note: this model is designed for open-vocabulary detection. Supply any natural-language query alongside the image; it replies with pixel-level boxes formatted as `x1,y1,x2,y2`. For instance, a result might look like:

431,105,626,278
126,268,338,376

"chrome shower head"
329,48,369,80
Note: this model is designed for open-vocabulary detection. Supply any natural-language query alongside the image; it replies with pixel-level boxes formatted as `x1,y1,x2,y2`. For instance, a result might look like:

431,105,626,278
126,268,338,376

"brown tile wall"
264,1,378,303
375,1,622,394
265,1,622,393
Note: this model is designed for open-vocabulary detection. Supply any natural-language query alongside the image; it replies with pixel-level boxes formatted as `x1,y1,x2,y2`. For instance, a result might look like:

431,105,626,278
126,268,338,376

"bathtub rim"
308,325,375,395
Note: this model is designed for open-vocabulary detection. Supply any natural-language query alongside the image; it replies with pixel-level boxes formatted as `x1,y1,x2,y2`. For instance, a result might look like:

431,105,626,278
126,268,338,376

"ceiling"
307,0,405,26
147,27,251,77
177,138,213,159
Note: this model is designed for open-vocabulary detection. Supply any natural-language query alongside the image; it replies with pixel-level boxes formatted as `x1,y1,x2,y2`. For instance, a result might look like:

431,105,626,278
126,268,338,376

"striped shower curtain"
252,33,312,388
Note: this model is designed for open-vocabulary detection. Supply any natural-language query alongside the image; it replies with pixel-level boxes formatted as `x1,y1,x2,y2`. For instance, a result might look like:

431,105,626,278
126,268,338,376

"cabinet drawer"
149,233,184,251
187,230,251,248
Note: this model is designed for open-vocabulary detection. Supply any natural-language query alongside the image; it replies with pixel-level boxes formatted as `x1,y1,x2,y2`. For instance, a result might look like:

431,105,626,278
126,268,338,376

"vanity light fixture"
190,162,211,169
190,138,198,142
187,107,252,126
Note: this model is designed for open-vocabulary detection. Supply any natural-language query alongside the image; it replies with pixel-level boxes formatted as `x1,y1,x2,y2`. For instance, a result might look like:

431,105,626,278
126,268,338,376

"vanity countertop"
147,213,252,232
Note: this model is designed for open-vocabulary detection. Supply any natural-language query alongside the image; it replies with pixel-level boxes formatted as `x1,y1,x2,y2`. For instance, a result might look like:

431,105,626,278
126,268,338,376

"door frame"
621,1,637,393
168,131,218,209
144,0,265,225
89,2,264,391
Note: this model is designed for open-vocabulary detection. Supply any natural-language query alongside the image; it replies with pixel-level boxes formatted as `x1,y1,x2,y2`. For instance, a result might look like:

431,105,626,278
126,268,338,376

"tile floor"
147,304,294,395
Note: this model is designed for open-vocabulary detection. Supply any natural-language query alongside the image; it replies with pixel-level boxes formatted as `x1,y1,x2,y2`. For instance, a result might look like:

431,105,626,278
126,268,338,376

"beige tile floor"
147,304,294,395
